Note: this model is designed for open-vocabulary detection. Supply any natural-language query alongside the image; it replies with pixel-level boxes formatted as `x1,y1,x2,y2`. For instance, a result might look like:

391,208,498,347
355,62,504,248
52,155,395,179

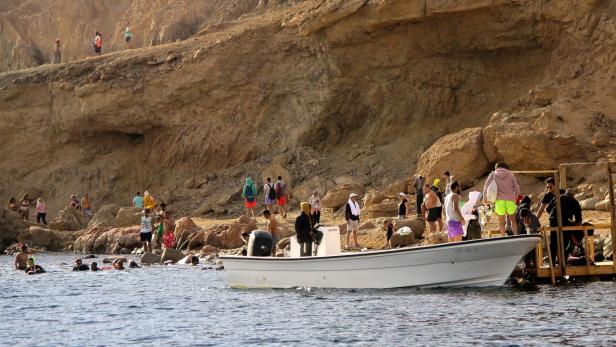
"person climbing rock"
54,38,61,63
94,31,102,55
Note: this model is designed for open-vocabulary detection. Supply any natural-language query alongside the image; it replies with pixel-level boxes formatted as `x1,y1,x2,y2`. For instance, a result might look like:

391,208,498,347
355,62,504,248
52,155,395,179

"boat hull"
222,235,541,289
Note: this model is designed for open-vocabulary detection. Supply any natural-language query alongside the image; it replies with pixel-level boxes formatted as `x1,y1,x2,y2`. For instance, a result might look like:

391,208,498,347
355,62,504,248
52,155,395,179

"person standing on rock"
444,181,464,242
443,171,453,196
275,176,288,219
18,194,31,221
483,162,520,236
124,22,133,48
423,184,442,233
94,31,102,55
309,190,321,224
263,209,279,256
413,175,425,218
397,193,409,220
345,193,362,249
35,197,47,225
81,193,92,220
69,195,81,210
263,177,276,214
133,192,144,209
154,203,167,249
140,208,153,253
242,177,257,220
162,211,176,249
295,202,316,256
53,38,61,63
143,191,155,211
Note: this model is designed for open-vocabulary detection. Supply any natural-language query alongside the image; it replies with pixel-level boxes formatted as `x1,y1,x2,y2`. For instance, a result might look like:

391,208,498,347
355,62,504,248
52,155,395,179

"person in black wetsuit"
25,257,45,275
295,202,316,257
547,189,583,265
73,258,89,271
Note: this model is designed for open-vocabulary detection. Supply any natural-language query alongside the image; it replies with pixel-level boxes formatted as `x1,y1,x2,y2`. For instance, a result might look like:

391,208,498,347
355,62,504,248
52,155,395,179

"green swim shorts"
494,200,516,216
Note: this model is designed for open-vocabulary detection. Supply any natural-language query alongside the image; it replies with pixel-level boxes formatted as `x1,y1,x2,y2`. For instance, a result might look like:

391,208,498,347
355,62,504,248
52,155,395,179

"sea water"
0,253,614,346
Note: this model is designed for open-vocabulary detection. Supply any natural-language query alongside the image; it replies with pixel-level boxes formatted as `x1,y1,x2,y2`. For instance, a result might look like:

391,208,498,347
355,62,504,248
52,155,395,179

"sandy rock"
140,252,161,264
115,207,142,227
580,198,599,210
591,129,610,147
174,217,201,247
292,176,331,202
161,248,185,263
595,199,611,212
359,221,375,230
87,203,120,229
201,245,220,255
384,179,408,197
425,231,448,245
363,191,387,207
365,201,398,217
394,219,426,239
321,183,365,209
277,237,291,251
417,127,490,188
0,208,27,253
390,232,415,247
74,226,141,254
17,226,82,251
49,206,87,231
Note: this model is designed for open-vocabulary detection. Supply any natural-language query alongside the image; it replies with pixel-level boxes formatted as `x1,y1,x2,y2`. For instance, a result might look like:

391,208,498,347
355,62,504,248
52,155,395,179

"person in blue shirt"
133,192,144,209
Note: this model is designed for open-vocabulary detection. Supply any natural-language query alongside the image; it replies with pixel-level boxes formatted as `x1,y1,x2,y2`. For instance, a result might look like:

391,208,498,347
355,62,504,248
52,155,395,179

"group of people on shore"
132,191,176,252
52,22,134,63
7,193,92,224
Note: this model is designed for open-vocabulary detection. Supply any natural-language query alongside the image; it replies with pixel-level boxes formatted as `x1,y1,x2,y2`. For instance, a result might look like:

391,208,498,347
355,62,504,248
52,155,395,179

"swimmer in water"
128,260,140,269
25,257,45,275
90,262,99,271
15,244,29,270
112,259,125,270
73,258,89,271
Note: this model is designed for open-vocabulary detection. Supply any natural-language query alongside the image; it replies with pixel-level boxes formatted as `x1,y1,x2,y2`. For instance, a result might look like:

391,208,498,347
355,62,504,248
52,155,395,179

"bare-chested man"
15,244,29,270
263,209,279,256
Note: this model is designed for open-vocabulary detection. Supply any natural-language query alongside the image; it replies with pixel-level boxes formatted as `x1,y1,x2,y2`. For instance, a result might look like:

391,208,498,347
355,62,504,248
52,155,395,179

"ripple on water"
0,253,615,347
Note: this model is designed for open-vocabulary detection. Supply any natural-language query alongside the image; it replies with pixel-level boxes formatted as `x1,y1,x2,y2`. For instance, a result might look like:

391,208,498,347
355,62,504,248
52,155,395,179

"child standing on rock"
140,209,153,253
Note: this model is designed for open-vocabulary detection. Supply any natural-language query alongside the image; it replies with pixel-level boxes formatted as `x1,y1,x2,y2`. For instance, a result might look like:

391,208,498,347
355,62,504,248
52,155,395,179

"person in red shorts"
275,176,288,219
242,176,257,220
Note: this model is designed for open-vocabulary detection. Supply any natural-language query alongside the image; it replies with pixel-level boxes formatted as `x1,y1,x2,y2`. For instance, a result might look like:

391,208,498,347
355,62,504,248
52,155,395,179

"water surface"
1,253,614,346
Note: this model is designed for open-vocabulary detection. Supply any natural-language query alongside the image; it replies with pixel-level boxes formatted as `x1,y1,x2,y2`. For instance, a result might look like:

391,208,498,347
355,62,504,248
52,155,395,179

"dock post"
559,165,567,190
554,171,566,276
544,229,556,284
607,164,616,273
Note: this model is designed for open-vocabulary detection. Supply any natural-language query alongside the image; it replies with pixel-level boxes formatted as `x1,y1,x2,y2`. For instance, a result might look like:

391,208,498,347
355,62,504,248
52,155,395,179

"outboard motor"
247,230,273,256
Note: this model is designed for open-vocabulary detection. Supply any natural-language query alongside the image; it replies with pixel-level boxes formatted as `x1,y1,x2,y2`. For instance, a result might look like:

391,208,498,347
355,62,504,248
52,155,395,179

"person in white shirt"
140,208,153,252
309,191,321,224
444,181,464,242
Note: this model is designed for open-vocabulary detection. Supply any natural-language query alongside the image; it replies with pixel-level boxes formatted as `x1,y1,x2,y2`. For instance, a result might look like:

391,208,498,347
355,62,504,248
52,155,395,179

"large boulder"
161,248,185,263
49,206,87,231
114,207,142,227
390,231,416,247
364,200,398,217
384,179,408,197
17,226,83,251
595,199,611,212
140,252,161,264
394,219,426,239
580,198,599,210
87,203,120,228
0,208,27,253
321,183,365,209
73,226,141,254
424,231,448,245
174,217,202,248
363,191,387,207
417,127,490,188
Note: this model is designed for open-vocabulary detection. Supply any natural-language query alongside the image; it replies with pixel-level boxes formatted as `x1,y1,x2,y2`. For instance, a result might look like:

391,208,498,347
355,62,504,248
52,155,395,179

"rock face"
1,0,615,216
140,252,161,264
114,207,143,228
17,226,83,251
417,128,490,188
161,248,185,263
322,184,365,209
73,226,141,254
0,208,28,253
49,207,87,231
87,204,120,228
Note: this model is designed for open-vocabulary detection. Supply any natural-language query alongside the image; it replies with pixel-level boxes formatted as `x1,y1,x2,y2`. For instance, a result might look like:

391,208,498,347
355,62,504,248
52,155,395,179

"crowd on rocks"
7,193,93,224
51,22,134,63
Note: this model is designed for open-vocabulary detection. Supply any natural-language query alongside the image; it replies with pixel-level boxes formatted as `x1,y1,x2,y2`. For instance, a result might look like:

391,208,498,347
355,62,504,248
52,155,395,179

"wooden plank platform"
533,262,615,278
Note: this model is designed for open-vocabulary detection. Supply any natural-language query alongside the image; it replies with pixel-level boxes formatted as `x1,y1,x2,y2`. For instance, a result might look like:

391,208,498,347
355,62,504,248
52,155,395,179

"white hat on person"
349,193,358,198
398,192,406,197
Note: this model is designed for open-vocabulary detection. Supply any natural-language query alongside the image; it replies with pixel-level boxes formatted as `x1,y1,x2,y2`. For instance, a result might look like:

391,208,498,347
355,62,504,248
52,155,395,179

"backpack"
245,184,254,202
267,183,276,200
486,172,498,203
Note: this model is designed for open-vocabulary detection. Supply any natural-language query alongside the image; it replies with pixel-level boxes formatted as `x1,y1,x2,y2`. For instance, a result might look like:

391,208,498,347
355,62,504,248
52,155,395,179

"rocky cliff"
1,0,615,216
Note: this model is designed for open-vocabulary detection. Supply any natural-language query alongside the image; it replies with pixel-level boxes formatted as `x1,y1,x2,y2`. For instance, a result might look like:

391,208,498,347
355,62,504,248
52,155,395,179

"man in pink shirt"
484,162,521,236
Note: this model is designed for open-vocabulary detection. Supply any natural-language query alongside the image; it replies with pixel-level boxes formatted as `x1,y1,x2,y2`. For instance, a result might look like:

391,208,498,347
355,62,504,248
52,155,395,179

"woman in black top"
398,193,408,219
295,202,315,256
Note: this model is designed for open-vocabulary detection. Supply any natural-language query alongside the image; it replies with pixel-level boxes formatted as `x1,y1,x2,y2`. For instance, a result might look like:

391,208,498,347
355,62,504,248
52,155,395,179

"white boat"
221,234,541,289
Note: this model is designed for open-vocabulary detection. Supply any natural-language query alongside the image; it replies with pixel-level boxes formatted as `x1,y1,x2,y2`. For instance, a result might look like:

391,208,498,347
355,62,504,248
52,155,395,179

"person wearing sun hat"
345,193,362,249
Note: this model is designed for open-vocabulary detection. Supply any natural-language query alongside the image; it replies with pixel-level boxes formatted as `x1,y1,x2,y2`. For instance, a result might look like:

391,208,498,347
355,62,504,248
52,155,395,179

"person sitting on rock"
263,209,278,256
382,220,394,249
112,259,125,270
72,258,89,271
90,262,99,271
15,244,29,270
69,195,81,210
295,202,316,256
25,257,45,275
